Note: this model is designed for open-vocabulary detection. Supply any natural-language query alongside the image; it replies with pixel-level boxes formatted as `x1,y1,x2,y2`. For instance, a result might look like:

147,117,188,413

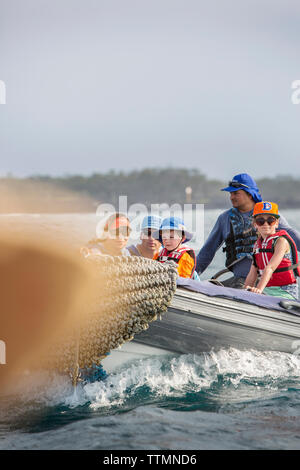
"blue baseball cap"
141,215,162,231
221,173,262,203
153,216,193,243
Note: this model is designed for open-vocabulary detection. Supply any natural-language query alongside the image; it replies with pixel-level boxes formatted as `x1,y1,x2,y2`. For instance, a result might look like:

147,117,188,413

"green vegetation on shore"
1,169,300,212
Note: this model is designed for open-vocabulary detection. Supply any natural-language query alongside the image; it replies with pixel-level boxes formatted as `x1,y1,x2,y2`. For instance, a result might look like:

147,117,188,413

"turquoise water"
1,209,300,450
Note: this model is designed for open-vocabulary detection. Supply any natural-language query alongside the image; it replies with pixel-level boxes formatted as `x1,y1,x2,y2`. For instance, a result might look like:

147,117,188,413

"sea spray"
2,348,300,416
83,349,300,411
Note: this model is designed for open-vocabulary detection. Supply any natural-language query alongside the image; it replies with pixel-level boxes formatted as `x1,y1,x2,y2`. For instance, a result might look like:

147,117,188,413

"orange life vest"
157,246,196,278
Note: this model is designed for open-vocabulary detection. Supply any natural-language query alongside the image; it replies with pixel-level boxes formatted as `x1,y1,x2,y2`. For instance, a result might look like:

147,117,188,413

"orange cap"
253,201,280,218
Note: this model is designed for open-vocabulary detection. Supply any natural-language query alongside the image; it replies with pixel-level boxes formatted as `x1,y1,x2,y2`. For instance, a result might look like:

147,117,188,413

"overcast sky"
0,0,300,180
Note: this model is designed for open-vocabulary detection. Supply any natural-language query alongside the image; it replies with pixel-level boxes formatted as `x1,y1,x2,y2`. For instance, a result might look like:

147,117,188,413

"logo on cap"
262,202,272,211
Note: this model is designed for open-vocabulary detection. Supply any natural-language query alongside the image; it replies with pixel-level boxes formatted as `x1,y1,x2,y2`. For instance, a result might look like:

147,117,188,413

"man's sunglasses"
254,217,277,227
228,181,250,189
141,229,157,238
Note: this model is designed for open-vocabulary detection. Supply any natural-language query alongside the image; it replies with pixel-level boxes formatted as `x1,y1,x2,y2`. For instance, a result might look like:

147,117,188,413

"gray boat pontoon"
102,278,300,373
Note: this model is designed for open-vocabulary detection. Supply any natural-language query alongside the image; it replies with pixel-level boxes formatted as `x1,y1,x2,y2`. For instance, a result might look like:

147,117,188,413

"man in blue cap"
195,173,300,288
127,215,162,258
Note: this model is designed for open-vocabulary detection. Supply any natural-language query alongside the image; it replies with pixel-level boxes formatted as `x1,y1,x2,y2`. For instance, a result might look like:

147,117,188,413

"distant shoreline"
1,169,300,213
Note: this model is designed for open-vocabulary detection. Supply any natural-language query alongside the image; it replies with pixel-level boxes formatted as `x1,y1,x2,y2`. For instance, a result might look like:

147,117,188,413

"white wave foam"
83,354,215,410
2,348,300,414
83,348,300,410
208,348,300,381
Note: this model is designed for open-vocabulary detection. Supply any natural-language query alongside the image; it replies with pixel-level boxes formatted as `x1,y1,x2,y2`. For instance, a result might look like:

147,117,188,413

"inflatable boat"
102,278,300,373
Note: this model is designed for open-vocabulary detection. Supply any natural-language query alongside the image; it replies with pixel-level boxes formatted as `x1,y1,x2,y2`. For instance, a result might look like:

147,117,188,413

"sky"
0,0,300,180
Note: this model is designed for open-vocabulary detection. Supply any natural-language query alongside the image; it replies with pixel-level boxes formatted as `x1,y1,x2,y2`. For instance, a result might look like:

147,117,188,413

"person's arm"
248,237,289,294
195,213,229,274
244,264,258,289
278,214,300,251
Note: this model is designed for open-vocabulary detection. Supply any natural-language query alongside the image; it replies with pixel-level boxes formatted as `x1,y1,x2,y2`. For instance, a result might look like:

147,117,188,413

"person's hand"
245,286,263,294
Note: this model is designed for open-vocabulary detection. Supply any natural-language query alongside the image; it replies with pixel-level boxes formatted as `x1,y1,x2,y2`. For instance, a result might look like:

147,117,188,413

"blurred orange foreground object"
0,234,92,391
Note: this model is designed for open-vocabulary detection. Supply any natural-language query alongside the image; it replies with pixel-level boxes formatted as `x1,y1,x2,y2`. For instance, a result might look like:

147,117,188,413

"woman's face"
161,230,184,251
106,226,130,252
253,215,279,238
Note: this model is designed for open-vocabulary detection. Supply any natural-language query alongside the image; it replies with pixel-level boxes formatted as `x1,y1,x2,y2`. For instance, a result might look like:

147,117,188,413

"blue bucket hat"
154,216,193,243
221,173,262,203
141,215,162,231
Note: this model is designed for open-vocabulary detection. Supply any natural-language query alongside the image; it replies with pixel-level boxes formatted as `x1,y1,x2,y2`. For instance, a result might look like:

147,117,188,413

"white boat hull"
101,342,172,373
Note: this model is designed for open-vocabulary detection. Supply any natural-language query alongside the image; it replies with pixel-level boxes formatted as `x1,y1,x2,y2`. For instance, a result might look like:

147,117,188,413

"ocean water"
1,208,300,450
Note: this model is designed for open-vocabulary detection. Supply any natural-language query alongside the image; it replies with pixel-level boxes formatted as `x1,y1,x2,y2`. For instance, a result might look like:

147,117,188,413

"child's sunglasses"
161,230,183,240
254,216,277,227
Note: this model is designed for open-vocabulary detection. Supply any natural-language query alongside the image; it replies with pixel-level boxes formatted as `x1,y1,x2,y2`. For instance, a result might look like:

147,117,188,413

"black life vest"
223,208,257,268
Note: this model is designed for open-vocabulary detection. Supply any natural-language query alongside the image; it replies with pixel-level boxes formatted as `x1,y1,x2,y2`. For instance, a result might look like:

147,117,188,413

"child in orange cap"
245,202,300,299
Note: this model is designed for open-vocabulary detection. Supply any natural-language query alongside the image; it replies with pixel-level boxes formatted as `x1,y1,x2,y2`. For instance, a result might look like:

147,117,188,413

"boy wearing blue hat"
128,215,162,259
155,217,196,278
196,173,300,288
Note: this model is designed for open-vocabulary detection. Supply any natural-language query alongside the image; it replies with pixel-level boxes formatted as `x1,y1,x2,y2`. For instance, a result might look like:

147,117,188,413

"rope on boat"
71,328,80,388
43,255,178,378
